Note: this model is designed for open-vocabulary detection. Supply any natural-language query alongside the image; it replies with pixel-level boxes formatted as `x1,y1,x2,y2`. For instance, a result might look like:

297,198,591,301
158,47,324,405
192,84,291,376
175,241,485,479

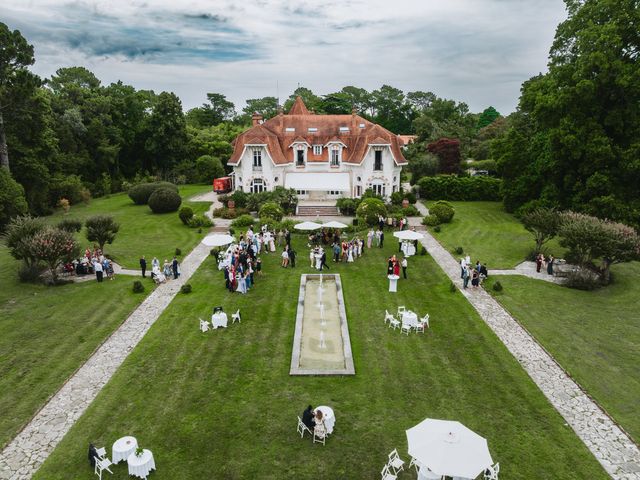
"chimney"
252,112,263,126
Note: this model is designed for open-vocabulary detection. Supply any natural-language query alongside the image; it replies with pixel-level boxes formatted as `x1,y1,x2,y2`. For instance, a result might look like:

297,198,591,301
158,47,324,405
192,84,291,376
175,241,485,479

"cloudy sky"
1,0,567,115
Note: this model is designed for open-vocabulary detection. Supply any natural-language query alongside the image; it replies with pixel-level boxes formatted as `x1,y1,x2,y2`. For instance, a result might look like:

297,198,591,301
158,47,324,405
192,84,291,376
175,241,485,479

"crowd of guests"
220,225,280,292
386,255,409,279
535,253,555,275
63,246,114,282
460,255,489,289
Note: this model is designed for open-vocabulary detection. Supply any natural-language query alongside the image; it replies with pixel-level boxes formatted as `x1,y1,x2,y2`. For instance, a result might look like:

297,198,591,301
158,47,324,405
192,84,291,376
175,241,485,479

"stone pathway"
413,203,640,479
0,241,213,480
491,261,566,284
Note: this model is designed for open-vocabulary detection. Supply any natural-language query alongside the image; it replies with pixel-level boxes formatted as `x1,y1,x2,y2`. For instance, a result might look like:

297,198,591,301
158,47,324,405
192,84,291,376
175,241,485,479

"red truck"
213,176,232,194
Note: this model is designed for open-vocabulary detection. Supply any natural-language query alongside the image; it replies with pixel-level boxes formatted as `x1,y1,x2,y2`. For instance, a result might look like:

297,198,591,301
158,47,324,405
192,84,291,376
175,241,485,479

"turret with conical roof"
288,96,310,115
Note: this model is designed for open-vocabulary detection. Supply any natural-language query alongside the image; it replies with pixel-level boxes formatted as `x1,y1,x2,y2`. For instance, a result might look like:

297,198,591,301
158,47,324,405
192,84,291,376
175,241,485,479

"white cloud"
0,0,567,114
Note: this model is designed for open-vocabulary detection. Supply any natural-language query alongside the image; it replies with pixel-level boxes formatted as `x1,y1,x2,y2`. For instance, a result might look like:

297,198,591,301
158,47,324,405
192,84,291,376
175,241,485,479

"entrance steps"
296,205,340,216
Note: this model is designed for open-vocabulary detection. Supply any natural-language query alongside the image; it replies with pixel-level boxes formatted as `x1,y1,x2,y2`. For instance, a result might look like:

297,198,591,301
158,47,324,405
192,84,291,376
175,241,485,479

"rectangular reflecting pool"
290,274,355,375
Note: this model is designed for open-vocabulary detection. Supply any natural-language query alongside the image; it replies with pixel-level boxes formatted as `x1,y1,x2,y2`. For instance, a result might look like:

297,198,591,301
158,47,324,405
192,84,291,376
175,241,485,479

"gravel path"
413,201,639,479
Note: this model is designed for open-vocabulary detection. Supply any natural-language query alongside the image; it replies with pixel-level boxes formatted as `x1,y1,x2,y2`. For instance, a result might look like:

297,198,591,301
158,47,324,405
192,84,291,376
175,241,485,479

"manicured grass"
35,236,606,479
46,184,212,269
488,263,640,443
0,246,151,448
425,201,563,269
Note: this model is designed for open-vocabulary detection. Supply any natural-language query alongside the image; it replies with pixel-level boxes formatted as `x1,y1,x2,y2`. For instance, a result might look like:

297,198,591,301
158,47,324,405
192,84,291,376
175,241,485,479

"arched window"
330,145,341,166
295,144,306,166
251,178,266,193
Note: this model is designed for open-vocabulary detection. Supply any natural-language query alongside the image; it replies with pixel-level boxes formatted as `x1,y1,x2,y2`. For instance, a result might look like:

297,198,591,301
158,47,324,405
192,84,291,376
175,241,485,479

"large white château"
227,97,408,202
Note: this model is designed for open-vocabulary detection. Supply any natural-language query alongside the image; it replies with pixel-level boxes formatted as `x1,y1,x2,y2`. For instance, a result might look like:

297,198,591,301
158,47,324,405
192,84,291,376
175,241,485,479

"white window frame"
252,148,262,168
295,144,306,166
313,145,322,155
330,146,341,167
251,178,266,193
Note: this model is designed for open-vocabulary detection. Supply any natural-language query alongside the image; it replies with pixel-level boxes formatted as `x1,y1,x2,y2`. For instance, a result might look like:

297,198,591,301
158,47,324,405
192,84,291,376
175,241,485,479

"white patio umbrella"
406,418,493,479
294,221,322,231
201,234,235,247
322,220,349,229
393,230,425,241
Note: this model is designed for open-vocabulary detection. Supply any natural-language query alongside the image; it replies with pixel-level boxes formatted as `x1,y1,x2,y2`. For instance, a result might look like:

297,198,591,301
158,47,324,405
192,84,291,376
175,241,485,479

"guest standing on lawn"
93,259,104,282
401,256,408,279
172,256,179,279
547,255,555,275
140,255,147,278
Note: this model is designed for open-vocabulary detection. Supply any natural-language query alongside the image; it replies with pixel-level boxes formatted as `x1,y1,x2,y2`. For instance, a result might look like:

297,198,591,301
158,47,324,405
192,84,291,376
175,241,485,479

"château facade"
227,97,407,201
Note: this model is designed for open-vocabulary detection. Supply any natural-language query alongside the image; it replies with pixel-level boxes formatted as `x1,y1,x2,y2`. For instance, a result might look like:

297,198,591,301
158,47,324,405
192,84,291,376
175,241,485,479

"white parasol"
322,220,349,229
393,230,424,241
406,418,493,479
201,234,235,247
294,221,323,231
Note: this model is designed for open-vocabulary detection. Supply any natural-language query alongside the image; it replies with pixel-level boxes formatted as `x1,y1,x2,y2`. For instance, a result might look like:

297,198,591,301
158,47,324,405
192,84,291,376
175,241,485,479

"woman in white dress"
367,229,374,248
269,232,276,252
237,271,247,294
313,410,326,439
357,238,363,257
309,249,315,268
347,244,354,263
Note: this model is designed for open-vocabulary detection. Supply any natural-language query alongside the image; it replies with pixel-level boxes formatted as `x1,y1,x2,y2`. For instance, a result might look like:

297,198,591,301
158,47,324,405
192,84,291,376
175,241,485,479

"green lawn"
35,236,606,479
0,246,151,448
46,184,212,269
425,201,563,269
488,263,640,443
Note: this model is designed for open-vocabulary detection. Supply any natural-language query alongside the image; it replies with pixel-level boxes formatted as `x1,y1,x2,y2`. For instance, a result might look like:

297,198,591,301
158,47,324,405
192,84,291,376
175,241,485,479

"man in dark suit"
285,229,291,247
289,248,296,268
139,256,147,278
379,230,384,248
302,405,316,430
320,251,329,270
172,256,179,279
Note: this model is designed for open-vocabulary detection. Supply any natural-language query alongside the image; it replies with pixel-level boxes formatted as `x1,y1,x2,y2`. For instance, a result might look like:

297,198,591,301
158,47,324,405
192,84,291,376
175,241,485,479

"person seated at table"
313,409,326,438
302,405,316,430
88,443,99,467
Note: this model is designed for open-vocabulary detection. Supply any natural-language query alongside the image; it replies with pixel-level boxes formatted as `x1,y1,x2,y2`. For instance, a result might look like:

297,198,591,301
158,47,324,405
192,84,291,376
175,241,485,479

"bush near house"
128,182,179,205
148,188,182,214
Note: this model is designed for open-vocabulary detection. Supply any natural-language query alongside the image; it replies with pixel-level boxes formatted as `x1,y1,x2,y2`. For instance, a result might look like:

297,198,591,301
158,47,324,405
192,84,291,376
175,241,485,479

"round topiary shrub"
258,202,284,222
128,182,178,205
356,197,387,226
132,280,145,293
422,214,441,226
430,202,455,223
178,206,194,225
492,281,503,292
180,283,192,294
231,214,256,229
148,187,182,213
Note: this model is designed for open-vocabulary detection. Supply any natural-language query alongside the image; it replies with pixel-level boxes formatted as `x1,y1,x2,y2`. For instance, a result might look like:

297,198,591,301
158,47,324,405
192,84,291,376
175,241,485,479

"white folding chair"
388,316,400,330
397,306,406,317
231,309,241,324
420,313,430,329
95,457,114,479
401,323,412,336
95,447,107,460
384,310,394,325
313,424,326,445
296,416,312,438
199,318,210,332
387,449,405,474
381,464,397,480
414,322,425,334
484,462,500,480
409,456,420,471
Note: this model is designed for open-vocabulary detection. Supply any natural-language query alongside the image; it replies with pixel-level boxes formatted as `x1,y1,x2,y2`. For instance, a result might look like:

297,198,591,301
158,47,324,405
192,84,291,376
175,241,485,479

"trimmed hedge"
178,206,194,225
148,188,182,213
356,198,387,226
258,202,284,221
430,202,455,223
128,182,179,205
231,214,256,229
417,175,502,201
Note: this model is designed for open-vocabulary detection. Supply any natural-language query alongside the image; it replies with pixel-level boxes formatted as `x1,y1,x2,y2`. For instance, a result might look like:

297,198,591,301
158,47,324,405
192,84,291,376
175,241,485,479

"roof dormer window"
313,145,322,155
285,127,295,132
308,127,318,132
339,127,349,132
359,123,365,128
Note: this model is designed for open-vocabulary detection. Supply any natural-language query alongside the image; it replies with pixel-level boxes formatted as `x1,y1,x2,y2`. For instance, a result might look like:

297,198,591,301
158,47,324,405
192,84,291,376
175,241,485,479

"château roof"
228,97,408,166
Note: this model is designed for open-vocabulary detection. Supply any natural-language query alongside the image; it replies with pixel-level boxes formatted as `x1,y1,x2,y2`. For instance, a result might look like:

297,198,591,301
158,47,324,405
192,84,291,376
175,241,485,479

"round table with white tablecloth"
112,436,137,463
387,274,400,292
128,449,156,479
401,241,416,257
315,406,335,434
402,311,418,327
211,312,228,329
